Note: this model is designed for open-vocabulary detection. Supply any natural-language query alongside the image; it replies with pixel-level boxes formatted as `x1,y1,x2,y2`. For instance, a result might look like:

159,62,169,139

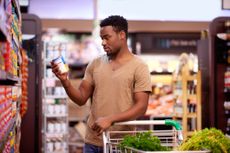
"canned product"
52,56,68,73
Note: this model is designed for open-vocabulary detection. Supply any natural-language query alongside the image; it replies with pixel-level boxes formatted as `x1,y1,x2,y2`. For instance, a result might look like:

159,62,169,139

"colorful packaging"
52,56,69,74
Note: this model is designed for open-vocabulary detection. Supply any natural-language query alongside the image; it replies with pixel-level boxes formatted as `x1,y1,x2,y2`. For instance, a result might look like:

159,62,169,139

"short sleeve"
134,63,152,93
83,60,95,86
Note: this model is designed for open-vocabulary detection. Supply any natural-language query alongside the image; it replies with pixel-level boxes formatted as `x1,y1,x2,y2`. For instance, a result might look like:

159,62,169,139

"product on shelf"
0,0,23,152
224,67,230,90
0,42,6,71
146,85,174,117
217,33,230,40
20,48,28,117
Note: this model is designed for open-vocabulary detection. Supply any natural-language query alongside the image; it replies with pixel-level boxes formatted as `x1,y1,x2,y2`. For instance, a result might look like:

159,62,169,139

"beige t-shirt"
83,54,152,146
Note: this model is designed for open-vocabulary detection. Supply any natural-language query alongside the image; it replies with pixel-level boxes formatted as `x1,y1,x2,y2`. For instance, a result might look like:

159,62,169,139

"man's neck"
109,51,133,63
111,45,132,59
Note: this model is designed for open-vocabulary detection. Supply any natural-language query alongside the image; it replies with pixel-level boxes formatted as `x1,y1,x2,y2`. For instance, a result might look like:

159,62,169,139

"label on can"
52,56,69,73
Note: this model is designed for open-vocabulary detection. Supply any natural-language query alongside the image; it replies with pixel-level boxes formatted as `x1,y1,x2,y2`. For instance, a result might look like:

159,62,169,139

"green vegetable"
119,131,171,151
178,128,230,153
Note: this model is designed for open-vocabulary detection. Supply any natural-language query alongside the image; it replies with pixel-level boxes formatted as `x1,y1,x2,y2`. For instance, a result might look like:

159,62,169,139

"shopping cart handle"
114,119,182,130
165,119,182,130
165,119,183,142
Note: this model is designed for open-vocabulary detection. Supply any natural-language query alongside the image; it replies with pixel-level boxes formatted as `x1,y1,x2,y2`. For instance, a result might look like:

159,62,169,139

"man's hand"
50,62,68,81
91,117,113,136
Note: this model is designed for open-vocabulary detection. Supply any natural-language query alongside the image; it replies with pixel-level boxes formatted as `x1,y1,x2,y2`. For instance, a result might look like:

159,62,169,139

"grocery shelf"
0,1,23,153
0,70,20,83
45,133,68,139
173,113,197,118
188,95,197,100
45,114,68,118
45,95,68,99
172,69,201,139
187,75,198,81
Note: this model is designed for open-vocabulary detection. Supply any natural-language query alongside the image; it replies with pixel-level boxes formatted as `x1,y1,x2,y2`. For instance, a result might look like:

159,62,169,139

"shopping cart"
102,119,210,153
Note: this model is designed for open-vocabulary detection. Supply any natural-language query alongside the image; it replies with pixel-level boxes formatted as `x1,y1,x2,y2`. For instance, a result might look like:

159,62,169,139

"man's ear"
119,31,126,40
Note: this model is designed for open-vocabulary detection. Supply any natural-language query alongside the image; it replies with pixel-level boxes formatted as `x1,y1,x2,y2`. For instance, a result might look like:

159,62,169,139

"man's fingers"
92,124,99,131
50,62,59,70
96,128,101,133
97,129,104,136
51,66,62,75
92,124,104,135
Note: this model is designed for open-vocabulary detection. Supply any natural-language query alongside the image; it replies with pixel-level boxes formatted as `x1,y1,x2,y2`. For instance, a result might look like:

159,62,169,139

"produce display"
119,131,171,151
146,85,174,116
178,128,230,153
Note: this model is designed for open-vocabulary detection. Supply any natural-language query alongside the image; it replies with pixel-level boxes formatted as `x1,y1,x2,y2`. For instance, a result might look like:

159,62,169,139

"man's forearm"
61,79,86,106
109,92,149,124
109,103,147,124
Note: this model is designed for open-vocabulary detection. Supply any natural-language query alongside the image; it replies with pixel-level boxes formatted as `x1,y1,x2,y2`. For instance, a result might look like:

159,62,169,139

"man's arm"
92,91,149,135
51,62,93,106
61,79,93,106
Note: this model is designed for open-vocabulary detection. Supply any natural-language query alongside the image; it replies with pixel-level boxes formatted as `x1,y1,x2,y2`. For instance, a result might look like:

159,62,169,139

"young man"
51,15,152,153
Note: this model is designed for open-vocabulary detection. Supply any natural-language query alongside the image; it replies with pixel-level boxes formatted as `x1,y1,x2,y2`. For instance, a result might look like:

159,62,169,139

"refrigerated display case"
208,17,230,134
42,41,69,153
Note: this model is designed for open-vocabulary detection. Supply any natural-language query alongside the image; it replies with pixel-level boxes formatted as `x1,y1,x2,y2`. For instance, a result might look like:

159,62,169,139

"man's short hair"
100,15,128,38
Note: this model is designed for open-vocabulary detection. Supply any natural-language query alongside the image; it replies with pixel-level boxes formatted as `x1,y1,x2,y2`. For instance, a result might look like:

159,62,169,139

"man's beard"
106,52,117,60
106,48,119,60
107,52,113,60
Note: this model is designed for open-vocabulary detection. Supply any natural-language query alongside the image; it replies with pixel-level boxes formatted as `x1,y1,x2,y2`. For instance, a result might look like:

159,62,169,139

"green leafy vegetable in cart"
178,128,230,153
119,131,171,151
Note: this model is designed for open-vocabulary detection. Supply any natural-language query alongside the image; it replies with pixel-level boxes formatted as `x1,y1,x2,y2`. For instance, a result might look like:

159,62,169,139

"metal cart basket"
102,120,210,153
